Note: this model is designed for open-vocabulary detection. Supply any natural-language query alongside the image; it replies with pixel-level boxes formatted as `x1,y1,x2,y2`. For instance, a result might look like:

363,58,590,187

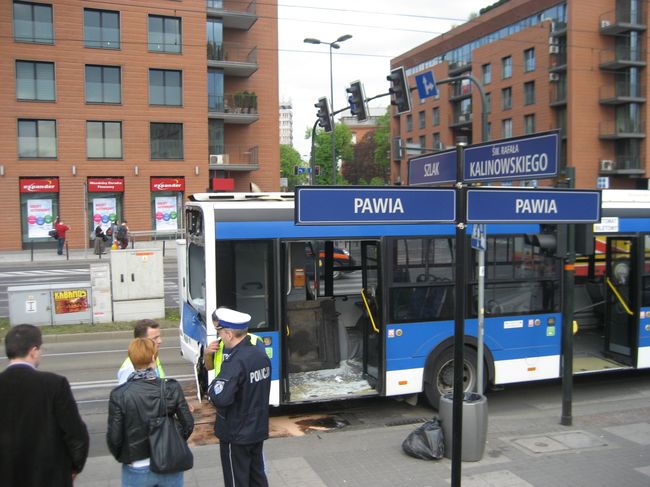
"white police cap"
212,307,251,330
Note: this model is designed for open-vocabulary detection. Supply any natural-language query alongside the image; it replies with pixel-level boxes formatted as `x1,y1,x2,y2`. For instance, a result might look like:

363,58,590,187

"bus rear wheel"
424,347,480,410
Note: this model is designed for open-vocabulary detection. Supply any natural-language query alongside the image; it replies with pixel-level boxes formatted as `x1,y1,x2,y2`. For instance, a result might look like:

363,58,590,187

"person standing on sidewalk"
0,324,89,487
94,225,106,255
117,319,165,385
116,220,129,249
54,216,70,256
207,307,271,487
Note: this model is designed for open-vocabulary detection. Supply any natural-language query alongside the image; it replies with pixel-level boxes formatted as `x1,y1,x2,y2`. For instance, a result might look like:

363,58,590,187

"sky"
278,0,493,159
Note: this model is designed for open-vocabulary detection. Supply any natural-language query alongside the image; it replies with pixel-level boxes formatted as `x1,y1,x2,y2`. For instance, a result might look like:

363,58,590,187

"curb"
42,325,179,343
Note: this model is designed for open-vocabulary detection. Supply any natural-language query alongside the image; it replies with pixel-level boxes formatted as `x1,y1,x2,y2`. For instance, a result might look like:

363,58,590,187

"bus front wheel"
424,347,480,410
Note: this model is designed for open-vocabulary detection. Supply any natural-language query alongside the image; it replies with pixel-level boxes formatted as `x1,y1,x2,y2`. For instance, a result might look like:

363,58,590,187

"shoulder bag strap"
159,379,167,417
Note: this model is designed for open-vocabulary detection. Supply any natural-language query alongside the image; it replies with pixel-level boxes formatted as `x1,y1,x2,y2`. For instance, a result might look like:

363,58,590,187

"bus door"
604,237,638,363
361,241,382,387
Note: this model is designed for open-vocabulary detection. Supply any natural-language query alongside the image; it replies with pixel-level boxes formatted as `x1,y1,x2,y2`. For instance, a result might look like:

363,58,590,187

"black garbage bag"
402,417,445,460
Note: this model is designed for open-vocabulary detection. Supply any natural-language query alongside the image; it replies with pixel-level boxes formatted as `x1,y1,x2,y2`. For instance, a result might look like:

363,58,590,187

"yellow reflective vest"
213,333,263,376
121,356,165,378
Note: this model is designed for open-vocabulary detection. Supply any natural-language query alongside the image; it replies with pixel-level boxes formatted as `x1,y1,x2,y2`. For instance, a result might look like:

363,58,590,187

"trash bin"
439,392,488,462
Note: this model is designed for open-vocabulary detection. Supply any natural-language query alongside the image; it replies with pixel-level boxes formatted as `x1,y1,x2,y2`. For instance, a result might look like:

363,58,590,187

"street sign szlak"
466,188,601,223
294,186,456,225
408,149,457,186
415,71,439,99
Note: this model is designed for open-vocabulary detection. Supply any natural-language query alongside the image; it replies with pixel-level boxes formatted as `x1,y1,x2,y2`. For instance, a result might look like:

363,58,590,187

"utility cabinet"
8,282,93,326
111,249,165,321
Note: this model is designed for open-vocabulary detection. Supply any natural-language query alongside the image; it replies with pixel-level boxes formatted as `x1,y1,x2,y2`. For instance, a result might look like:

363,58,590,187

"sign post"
471,224,486,394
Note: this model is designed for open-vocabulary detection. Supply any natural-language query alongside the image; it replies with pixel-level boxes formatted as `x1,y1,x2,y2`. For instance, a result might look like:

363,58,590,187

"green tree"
373,107,391,178
310,123,353,185
280,144,307,190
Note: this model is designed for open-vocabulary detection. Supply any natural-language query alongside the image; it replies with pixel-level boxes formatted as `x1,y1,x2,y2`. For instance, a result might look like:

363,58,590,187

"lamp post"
304,34,352,185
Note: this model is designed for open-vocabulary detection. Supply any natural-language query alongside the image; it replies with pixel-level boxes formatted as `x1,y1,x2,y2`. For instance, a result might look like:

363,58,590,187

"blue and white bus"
178,190,650,408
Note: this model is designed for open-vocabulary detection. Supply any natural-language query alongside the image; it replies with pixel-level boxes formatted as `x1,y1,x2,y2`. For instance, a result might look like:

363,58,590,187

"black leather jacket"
107,376,194,464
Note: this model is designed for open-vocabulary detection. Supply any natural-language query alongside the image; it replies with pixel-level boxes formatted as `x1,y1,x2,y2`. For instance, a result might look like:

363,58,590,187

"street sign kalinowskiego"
415,71,438,99
295,186,456,225
408,149,457,186
464,130,559,183
466,188,601,223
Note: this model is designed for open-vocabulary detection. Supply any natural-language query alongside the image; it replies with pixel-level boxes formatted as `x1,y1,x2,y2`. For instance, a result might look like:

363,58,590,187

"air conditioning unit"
549,72,560,82
549,36,559,45
600,20,611,28
600,159,615,172
459,113,471,122
209,154,227,165
549,45,560,54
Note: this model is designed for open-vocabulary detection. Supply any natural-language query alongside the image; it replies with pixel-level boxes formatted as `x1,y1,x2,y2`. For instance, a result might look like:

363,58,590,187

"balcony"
207,42,258,76
449,83,472,101
599,47,646,70
599,83,645,105
448,59,472,77
206,0,257,30
551,20,567,36
449,112,472,129
599,8,646,35
599,156,645,175
209,145,259,172
599,120,645,139
208,93,259,124
549,48,567,72
549,82,567,106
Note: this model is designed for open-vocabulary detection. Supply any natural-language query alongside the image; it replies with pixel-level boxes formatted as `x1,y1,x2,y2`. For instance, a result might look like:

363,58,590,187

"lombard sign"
408,149,456,186
295,186,456,225
464,130,559,183
88,178,124,192
466,188,601,223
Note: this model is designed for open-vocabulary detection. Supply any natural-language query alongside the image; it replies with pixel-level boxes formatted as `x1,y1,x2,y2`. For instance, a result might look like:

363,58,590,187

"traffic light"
293,165,299,176
525,224,567,257
346,80,368,122
315,97,333,133
315,165,321,176
387,66,411,114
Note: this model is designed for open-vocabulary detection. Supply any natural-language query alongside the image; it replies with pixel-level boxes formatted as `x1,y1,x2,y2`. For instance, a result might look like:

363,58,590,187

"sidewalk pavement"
77,390,650,487
0,240,178,264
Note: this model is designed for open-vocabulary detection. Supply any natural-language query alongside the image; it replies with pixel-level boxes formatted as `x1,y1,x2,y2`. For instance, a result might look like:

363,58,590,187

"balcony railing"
449,112,472,128
600,46,646,69
550,82,567,105
209,144,259,171
613,155,645,173
599,119,645,138
207,42,257,63
449,83,472,100
206,1,257,30
599,6,646,35
599,83,645,104
448,59,472,76
549,48,567,71
209,93,258,112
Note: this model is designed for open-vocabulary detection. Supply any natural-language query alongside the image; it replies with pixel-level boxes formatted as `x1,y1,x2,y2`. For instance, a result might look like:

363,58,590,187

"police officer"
207,308,271,487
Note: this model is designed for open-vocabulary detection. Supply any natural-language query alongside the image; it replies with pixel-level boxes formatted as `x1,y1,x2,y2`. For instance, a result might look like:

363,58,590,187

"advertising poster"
155,196,178,231
53,289,89,314
26,199,54,239
92,197,117,232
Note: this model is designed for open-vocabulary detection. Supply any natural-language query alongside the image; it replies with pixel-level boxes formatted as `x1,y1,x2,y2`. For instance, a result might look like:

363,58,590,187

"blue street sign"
464,131,559,183
471,224,486,251
466,189,601,223
415,71,438,99
295,187,456,225
408,149,457,186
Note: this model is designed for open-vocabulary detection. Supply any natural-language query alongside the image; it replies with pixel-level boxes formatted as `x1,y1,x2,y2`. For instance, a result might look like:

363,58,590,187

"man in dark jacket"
0,324,89,487
208,307,271,487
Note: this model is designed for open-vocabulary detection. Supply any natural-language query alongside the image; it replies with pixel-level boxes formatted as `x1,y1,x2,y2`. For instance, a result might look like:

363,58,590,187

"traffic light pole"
309,119,319,185
329,44,337,185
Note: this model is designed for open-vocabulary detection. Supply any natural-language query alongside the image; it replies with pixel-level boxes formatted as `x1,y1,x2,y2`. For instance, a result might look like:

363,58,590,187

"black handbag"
148,380,194,474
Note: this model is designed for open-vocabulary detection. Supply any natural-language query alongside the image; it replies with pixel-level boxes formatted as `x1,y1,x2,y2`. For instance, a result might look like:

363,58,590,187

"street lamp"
304,34,352,185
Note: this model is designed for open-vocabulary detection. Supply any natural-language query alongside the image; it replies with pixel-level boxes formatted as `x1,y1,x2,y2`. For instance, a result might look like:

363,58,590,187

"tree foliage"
279,144,307,190
310,124,354,185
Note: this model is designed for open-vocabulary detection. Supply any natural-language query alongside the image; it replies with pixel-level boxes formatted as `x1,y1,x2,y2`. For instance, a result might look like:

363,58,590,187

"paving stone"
604,422,650,445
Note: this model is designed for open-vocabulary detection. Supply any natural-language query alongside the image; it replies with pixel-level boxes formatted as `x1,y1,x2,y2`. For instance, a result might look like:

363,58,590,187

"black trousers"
219,441,268,487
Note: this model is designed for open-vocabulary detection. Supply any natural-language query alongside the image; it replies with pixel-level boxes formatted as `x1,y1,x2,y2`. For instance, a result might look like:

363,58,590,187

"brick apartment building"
390,0,647,191
0,0,279,250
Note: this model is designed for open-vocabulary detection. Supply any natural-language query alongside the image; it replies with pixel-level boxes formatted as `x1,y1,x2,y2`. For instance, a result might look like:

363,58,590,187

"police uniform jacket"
208,335,271,444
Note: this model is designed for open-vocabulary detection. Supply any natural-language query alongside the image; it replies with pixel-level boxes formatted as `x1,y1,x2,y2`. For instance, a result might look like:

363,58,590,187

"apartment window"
149,69,182,106
85,65,121,104
16,61,55,101
482,63,491,84
432,107,440,126
18,119,56,158
433,132,441,149
502,87,512,110
419,135,426,149
13,1,53,43
151,123,183,159
524,81,535,105
524,48,535,72
406,114,413,132
84,9,120,49
524,114,535,134
209,119,224,155
502,56,512,79
148,15,181,53
87,121,122,159
418,111,426,129
502,118,512,138
485,92,492,114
